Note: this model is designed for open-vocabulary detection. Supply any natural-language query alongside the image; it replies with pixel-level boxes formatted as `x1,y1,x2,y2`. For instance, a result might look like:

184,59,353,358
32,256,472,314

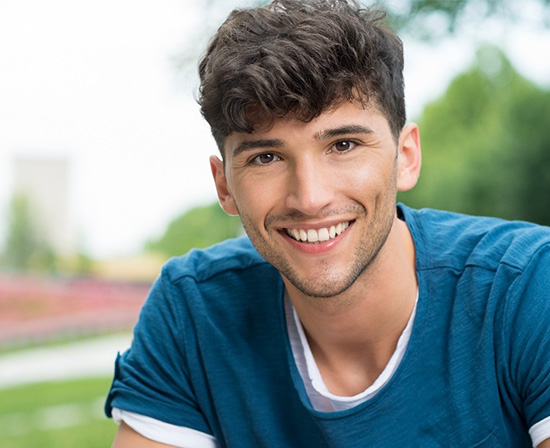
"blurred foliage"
199,0,550,28
386,0,550,38
399,46,550,224
192,0,550,40
1,194,56,273
146,202,242,257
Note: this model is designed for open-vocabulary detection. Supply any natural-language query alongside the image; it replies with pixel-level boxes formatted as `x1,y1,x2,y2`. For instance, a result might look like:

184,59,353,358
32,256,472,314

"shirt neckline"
284,289,419,412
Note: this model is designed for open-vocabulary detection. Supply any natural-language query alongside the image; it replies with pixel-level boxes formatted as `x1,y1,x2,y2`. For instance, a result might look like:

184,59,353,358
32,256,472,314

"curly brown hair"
198,0,406,155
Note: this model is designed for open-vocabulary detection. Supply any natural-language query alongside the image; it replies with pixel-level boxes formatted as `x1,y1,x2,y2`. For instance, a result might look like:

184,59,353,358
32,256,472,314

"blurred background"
0,0,549,446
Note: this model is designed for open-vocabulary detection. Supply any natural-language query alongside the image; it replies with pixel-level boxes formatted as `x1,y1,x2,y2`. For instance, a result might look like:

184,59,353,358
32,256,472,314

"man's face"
212,102,417,298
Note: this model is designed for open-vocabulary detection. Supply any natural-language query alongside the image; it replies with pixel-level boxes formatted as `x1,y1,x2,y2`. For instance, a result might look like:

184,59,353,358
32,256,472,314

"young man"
106,0,550,446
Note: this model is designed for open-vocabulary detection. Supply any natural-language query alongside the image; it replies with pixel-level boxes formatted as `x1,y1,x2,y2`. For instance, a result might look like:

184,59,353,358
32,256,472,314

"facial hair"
237,173,398,299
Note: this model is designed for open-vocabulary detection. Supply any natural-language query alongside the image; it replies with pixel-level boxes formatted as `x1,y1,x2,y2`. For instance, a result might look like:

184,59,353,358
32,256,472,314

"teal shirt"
106,204,550,447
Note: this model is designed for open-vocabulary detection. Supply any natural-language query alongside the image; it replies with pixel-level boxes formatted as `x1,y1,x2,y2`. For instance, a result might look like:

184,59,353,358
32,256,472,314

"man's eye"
333,140,356,152
251,153,280,165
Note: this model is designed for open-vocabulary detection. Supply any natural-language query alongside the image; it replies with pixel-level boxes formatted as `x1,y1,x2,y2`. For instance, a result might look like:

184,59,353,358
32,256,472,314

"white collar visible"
284,290,419,412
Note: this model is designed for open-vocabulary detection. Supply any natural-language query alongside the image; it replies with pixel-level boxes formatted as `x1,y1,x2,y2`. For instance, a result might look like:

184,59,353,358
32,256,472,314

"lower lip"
281,224,352,254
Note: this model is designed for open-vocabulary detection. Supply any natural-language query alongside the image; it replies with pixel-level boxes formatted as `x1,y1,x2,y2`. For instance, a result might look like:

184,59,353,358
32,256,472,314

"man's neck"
284,217,417,396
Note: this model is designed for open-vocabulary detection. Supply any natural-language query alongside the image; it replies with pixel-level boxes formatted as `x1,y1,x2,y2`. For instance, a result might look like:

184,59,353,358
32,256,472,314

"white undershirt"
113,290,550,448
112,408,218,448
284,290,417,412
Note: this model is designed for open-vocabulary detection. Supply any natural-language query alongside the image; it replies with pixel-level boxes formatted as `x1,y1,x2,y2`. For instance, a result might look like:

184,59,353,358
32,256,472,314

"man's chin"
284,275,357,300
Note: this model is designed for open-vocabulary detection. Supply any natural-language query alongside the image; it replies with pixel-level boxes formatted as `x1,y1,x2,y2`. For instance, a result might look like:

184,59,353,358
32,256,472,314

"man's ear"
396,123,422,192
210,155,239,216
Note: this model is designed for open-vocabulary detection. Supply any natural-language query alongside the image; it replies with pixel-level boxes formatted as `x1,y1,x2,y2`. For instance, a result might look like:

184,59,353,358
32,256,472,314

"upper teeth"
286,222,350,243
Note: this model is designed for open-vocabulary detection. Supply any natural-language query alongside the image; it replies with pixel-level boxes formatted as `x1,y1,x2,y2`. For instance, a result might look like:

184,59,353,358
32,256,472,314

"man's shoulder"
160,236,274,284
399,204,550,272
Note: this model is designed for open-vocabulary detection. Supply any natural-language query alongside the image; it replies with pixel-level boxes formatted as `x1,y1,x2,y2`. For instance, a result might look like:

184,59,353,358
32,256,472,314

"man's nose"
285,159,335,216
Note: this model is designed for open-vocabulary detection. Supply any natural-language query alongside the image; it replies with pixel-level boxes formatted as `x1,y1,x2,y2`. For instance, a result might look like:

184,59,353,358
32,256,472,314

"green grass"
0,377,118,448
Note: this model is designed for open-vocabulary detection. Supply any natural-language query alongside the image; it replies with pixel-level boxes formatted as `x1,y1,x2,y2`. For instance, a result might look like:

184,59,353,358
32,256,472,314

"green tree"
1,193,56,272
399,46,550,225
387,0,550,38
146,202,242,257
499,84,550,224
195,0,550,38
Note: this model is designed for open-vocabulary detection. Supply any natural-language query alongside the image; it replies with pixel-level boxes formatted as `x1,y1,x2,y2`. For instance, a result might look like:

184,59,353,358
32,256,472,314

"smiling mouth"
285,221,351,244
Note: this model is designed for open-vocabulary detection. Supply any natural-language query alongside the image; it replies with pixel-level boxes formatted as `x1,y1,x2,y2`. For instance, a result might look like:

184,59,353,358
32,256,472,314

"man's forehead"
241,98,379,133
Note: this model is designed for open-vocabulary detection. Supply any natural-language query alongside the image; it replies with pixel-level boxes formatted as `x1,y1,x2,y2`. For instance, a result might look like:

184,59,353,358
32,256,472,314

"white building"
13,157,76,256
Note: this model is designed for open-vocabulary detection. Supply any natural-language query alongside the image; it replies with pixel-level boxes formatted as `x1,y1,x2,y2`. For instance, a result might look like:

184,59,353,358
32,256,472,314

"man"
105,0,550,446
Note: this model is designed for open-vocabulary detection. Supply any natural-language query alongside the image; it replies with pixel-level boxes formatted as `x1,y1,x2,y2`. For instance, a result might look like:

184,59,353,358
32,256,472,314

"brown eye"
333,140,356,152
252,153,280,165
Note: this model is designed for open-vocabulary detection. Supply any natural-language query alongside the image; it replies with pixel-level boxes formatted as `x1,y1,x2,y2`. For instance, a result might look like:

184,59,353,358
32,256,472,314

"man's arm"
539,438,550,448
112,422,180,448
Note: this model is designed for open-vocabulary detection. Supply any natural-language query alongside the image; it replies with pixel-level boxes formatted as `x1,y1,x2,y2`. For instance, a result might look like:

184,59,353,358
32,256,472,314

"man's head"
198,0,406,157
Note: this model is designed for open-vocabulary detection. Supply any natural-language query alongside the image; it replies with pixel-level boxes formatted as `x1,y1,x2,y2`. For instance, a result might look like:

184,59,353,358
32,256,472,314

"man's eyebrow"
231,125,373,156
315,125,374,140
232,138,285,157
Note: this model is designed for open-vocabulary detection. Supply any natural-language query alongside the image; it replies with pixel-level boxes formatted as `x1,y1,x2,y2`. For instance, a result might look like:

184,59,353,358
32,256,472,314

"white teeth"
286,221,351,244
307,229,318,242
318,228,330,242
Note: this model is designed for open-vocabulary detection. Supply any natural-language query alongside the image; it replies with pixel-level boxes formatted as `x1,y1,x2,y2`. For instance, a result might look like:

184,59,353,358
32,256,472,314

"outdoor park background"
1,0,550,446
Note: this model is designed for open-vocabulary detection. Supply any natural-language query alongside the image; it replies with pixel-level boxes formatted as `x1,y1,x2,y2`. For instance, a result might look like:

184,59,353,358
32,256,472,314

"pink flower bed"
0,274,151,348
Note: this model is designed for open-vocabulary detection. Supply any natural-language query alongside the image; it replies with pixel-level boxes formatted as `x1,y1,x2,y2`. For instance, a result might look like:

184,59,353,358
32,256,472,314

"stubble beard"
238,196,397,300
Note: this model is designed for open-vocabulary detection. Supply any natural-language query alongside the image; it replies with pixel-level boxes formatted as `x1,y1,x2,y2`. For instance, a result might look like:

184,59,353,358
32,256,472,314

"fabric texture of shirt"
105,204,550,447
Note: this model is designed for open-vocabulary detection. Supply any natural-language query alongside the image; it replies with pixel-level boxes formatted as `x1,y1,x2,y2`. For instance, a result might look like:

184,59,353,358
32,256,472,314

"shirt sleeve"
530,416,550,447
506,243,550,440
112,408,219,448
104,269,213,436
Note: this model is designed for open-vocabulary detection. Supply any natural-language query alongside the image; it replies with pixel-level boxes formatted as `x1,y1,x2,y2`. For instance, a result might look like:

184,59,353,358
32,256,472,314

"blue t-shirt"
105,205,550,447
